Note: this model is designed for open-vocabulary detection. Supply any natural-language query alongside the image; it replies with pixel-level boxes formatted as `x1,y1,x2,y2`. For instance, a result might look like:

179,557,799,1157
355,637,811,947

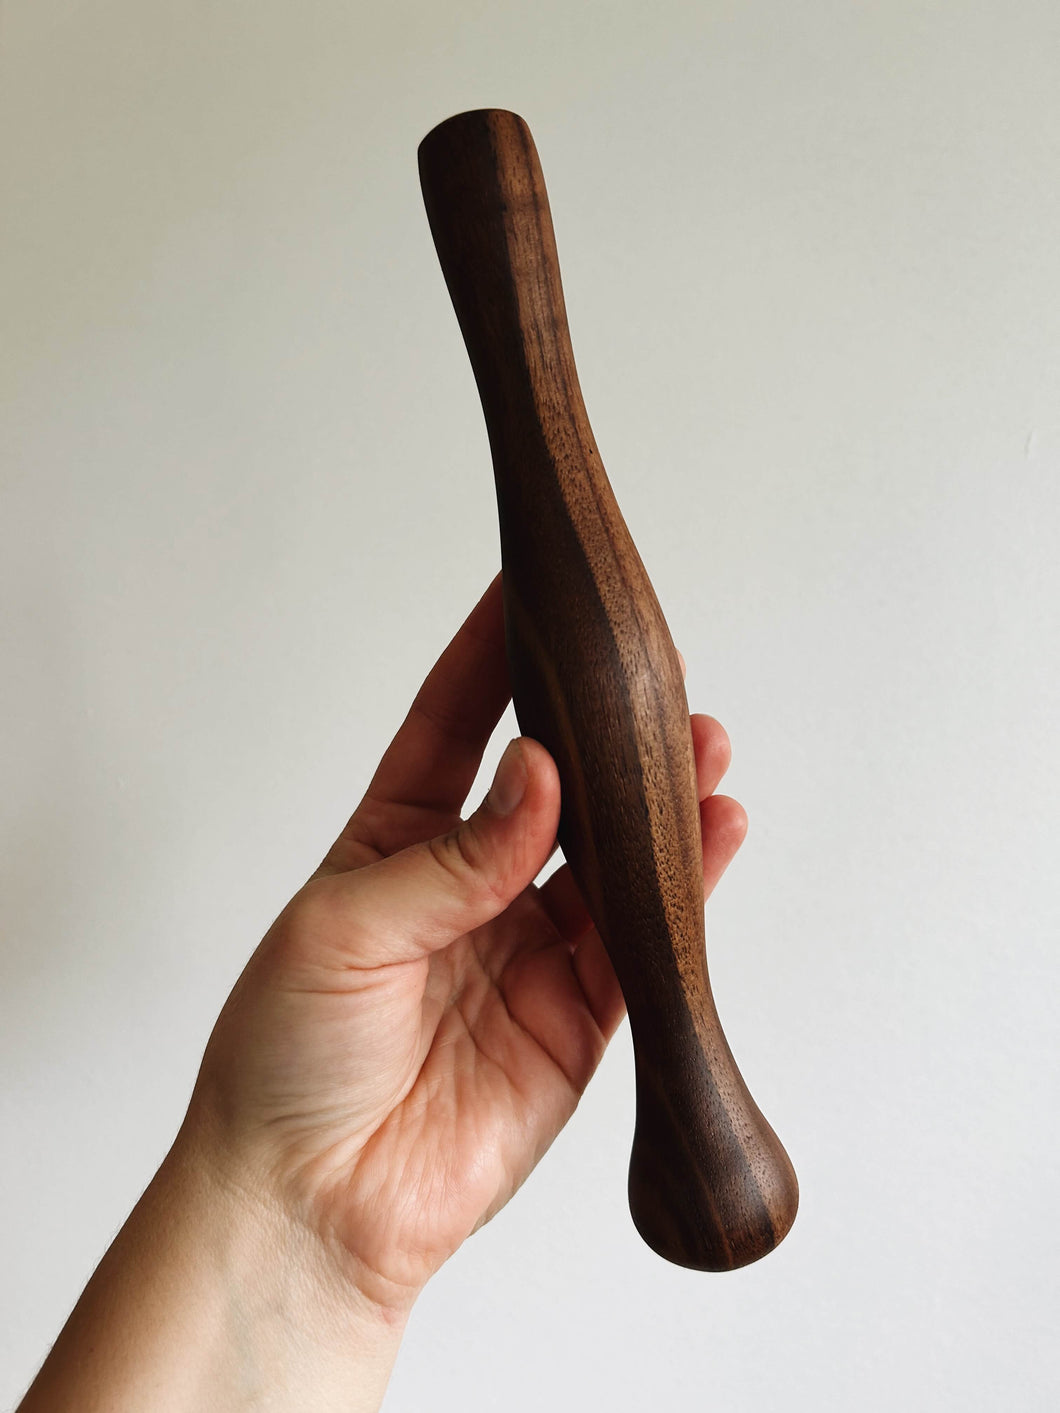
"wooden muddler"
418,109,798,1271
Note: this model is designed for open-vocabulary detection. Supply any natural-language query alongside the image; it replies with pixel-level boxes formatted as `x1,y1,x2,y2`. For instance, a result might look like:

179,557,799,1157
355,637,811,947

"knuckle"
427,821,503,905
289,876,338,932
283,877,366,961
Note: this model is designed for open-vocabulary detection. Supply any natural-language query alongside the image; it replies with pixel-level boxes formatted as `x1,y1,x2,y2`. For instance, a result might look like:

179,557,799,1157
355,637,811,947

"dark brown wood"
418,108,797,1271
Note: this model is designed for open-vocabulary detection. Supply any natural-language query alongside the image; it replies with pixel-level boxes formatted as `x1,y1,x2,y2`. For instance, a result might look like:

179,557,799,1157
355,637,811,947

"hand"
185,575,748,1316
18,574,749,1413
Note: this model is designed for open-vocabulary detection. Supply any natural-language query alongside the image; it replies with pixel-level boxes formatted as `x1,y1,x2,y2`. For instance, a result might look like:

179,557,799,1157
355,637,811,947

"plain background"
2,2,1058,1409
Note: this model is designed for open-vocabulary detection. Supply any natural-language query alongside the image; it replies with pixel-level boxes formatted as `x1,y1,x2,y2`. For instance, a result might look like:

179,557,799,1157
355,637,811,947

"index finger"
354,575,512,849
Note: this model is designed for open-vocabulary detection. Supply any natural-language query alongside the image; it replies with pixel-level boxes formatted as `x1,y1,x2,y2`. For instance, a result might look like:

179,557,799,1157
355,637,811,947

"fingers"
538,709,745,1041
690,714,732,800
355,576,511,843
542,781,747,938
538,712,735,937
305,738,561,970
562,790,746,1043
699,793,748,897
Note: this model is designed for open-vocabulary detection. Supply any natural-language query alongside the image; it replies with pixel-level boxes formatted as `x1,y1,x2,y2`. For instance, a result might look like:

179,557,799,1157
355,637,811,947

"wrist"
174,1097,426,1326
161,1120,413,1401
20,1121,409,1413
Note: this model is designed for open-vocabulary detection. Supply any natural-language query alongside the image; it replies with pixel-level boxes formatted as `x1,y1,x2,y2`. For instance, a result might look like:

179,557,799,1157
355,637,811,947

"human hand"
182,575,748,1320
18,574,749,1413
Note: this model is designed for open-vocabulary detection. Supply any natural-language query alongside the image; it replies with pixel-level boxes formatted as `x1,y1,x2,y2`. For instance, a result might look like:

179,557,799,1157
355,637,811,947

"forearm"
17,1132,407,1413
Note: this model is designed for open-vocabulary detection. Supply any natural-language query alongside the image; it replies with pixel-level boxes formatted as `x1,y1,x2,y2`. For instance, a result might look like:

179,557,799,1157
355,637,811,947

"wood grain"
418,108,797,1270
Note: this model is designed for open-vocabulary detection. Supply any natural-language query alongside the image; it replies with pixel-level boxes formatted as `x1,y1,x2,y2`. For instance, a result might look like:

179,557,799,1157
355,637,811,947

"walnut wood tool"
418,109,797,1271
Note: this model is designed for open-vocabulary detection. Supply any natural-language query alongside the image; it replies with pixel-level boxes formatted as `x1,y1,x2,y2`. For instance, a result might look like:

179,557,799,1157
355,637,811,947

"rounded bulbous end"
627,1059,799,1271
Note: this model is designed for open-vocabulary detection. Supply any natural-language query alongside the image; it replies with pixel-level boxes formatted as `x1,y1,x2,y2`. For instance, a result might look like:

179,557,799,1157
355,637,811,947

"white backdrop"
2,2,1058,1409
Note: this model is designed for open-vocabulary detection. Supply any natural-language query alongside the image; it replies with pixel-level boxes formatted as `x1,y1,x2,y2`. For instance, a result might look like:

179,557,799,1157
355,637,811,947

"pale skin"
18,575,748,1412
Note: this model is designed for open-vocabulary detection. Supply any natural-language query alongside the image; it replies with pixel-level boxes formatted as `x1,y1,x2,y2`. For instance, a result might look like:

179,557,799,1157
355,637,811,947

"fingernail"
487,739,527,817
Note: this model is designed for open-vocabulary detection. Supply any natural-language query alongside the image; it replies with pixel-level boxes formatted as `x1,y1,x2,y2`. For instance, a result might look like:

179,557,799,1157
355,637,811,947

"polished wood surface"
418,108,797,1270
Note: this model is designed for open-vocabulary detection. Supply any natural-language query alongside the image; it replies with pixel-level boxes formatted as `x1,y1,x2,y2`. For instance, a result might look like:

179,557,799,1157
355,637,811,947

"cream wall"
2,3,1058,1409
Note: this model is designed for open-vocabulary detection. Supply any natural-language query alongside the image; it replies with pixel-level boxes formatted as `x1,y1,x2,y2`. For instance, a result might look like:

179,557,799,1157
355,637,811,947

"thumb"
307,737,561,968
